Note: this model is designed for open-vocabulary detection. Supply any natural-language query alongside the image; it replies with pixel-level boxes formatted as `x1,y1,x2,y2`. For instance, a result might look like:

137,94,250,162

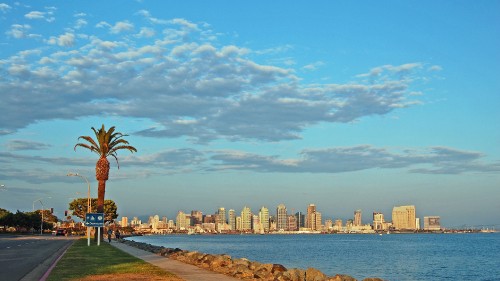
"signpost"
85,213,104,246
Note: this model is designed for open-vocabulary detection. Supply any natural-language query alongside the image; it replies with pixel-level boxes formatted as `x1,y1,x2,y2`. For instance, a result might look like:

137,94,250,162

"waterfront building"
176,211,188,230
306,204,316,229
131,217,141,227
276,204,287,231
373,212,385,231
259,206,270,232
416,218,420,230
228,209,236,230
287,215,297,231
236,216,242,230
191,210,203,225
121,216,128,227
241,206,252,231
424,216,441,231
203,214,215,224
392,205,417,230
253,214,262,233
334,219,342,231
354,210,362,226
325,219,333,230
295,211,305,229
168,220,174,229
217,207,226,225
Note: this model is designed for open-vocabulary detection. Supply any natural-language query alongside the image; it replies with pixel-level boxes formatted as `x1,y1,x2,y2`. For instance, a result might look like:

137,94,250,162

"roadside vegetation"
48,239,183,281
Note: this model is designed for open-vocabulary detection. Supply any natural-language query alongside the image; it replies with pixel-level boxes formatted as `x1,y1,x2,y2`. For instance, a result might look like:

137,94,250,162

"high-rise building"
252,214,261,233
424,216,441,231
373,212,385,231
121,216,128,227
241,206,252,231
295,212,305,229
228,209,236,230
259,206,270,232
287,215,297,231
236,216,242,230
176,211,188,230
191,210,203,225
306,204,321,230
217,207,226,225
392,205,417,230
354,210,362,226
276,204,287,231
306,204,316,229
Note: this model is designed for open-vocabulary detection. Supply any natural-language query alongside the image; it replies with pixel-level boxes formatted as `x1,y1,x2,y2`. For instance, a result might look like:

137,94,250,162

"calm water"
127,233,500,280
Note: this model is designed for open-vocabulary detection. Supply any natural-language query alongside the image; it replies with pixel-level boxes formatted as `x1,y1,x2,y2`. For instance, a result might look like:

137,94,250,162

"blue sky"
1,1,499,228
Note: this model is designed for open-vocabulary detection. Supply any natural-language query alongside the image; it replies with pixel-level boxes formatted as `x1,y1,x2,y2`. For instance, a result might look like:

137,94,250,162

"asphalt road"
0,235,75,281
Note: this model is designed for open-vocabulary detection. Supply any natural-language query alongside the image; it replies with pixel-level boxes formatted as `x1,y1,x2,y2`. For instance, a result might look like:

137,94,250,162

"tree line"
0,208,58,233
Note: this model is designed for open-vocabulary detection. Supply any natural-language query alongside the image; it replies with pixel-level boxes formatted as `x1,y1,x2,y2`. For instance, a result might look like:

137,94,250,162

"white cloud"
7,24,27,38
25,11,45,19
136,27,155,38
0,3,11,13
47,32,75,47
110,21,134,34
75,18,87,29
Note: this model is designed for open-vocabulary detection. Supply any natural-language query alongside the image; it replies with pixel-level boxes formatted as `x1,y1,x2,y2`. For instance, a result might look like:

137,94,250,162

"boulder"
283,268,306,281
362,278,385,281
328,274,358,281
272,264,288,274
306,268,327,281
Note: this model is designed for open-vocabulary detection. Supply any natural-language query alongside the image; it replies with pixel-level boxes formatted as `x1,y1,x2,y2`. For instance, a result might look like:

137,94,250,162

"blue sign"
85,213,104,227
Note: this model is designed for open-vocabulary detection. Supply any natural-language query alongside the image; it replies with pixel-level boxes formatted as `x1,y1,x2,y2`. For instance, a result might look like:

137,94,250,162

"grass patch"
48,239,182,281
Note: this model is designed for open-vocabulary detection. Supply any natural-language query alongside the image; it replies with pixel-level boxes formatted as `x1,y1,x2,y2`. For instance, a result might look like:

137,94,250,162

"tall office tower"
287,215,297,231
392,205,417,230
162,216,168,224
217,207,227,225
252,215,261,233
259,206,270,232
315,211,322,230
176,211,188,230
191,210,203,225
168,220,174,229
325,219,333,230
334,219,342,230
276,204,288,231
295,211,305,229
241,206,252,231
306,204,316,229
373,212,385,231
354,209,362,226
228,209,236,230
121,216,128,227
236,216,242,230
131,217,141,227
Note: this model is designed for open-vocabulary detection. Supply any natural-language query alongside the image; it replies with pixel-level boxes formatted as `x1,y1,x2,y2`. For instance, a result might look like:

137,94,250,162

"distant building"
334,219,342,231
354,210,362,226
259,206,270,232
217,207,226,225
121,216,128,227
306,204,322,230
287,215,297,231
424,216,441,231
295,211,305,229
373,212,385,231
392,205,417,230
276,204,287,231
228,209,236,230
176,211,188,230
191,210,203,225
241,206,252,231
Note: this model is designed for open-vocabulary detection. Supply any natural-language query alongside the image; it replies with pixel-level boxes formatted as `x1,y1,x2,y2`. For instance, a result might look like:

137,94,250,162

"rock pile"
120,239,384,281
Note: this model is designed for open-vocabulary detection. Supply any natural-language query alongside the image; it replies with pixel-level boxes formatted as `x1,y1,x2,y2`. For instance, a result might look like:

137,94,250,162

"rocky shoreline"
120,239,385,281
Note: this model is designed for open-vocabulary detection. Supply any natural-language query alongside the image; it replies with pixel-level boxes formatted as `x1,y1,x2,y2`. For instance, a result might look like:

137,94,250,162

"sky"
0,1,499,228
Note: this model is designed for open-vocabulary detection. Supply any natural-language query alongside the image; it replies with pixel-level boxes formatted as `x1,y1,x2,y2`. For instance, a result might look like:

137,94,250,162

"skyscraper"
241,206,252,231
295,211,305,229
306,204,316,229
228,209,236,230
373,212,385,231
276,204,287,231
354,209,362,226
217,207,226,225
392,205,417,230
191,210,203,225
259,206,270,232
121,216,128,227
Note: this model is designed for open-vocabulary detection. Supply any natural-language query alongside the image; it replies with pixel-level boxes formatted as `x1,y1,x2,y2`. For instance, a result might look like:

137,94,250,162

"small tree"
68,198,118,223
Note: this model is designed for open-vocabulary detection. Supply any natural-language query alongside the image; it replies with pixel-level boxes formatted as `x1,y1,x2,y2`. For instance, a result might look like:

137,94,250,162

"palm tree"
74,124,137,216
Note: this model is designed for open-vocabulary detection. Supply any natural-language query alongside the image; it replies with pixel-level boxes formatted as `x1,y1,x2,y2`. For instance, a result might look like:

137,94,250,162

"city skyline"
1,1,499,228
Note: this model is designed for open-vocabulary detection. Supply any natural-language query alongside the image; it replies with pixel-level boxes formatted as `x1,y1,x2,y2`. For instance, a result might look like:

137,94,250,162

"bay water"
127,233,500,280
